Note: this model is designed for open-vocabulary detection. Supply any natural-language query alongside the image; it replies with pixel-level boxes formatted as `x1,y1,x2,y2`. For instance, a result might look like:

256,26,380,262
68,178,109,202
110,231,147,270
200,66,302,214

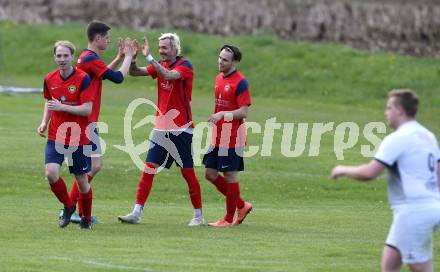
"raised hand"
117,37,125,58
142,36,150,57
123,37,135,57
132,39,139,60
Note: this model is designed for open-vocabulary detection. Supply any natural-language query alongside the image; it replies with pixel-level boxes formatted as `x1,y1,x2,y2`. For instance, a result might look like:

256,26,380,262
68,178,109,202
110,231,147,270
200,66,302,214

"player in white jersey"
331,89,440,272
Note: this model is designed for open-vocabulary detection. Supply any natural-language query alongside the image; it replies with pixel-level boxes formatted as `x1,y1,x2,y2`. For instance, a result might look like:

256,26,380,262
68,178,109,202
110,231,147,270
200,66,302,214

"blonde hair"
53,40,76,55
159,33,181,54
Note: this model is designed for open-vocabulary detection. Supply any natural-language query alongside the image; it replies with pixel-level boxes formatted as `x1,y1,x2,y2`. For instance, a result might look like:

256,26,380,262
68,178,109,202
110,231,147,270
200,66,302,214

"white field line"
47,256,151,271
0,85,41,93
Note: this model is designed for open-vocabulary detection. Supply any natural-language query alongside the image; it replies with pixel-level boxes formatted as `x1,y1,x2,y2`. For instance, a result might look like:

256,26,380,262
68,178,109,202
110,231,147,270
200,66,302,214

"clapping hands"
116,37,136,58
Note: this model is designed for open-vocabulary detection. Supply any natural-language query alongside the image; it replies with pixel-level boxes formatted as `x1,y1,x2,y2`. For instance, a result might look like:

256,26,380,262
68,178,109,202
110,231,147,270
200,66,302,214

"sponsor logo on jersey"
160,80,173,91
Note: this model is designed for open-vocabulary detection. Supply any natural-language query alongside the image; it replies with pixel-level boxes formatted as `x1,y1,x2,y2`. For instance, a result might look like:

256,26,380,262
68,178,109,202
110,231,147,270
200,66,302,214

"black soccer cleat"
59,205,76,228
79,218,92,230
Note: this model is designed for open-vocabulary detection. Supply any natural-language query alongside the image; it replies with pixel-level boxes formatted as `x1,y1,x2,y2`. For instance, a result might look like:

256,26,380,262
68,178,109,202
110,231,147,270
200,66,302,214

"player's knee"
92,164,102,174
381,258,401,272
223,172,237,182
77,179,90,193
381,246,403,272
407,263,432,272
45,169,59,183
204,171,217,182
91,160,103,175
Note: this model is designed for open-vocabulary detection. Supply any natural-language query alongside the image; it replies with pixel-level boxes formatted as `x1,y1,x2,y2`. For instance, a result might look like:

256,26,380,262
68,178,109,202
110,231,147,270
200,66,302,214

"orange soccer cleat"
232,202,253,225
208,219,232,227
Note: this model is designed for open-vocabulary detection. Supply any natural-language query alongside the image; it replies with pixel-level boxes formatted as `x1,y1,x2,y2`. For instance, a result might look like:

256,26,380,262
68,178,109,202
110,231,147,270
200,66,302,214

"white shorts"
386,202,440,264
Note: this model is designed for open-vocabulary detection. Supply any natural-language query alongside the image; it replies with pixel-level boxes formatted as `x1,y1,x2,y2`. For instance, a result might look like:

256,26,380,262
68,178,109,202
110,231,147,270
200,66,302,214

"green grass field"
1,21,440,271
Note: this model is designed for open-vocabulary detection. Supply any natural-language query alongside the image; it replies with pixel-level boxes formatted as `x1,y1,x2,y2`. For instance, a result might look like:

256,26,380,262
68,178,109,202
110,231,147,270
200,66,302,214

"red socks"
181,168,202,209
52,175,92,221
213,175,245,209
69,175,93,205
69,175,93,215
135,165,203,209
79,188,93,222
224,182,241,223
50,177,72,208
135,163,157,205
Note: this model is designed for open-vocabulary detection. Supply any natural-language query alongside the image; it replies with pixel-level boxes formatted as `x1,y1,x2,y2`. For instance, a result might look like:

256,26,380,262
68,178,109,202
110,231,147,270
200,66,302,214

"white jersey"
375,121,440,207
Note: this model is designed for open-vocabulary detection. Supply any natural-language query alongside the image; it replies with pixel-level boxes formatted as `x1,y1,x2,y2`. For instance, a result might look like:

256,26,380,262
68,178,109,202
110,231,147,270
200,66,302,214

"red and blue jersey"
212,70,251,148
146,56,194,130
43,69,93,146
76,49,109,122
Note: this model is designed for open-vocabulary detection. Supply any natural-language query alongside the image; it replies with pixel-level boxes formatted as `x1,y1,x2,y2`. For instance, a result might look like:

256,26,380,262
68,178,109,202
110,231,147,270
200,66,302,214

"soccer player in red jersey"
118,33,204,226
203,45,253,227
68,21,135,217
37,40,95,229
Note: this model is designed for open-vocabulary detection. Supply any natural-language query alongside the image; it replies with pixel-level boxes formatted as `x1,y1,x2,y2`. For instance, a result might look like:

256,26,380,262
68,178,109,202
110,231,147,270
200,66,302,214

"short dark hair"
220,45,242,62
87,21,111,42
388,89,419,117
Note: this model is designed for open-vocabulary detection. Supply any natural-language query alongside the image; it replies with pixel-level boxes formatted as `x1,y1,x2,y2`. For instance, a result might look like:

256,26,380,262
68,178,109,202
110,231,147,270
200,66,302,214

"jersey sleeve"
43,79,51,99
434,136,440,162
374,133,405,167
235,79,251,107
146,65,158,79
175,60,194,80
79,75,95,103
80,55,109,77
102,69,124,83
437,147,440,162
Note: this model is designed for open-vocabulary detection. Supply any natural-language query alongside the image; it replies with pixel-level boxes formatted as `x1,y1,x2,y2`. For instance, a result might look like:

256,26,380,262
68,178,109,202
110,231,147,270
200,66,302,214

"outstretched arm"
331,160,386,181
102,38,136,83
116,37,134,77
129,62,150,76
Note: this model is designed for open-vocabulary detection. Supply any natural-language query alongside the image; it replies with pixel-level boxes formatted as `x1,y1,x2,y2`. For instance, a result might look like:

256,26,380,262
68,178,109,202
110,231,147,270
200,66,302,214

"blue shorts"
45,140,91,175
146,130,194,169
202,146,244,172
84,124,102,156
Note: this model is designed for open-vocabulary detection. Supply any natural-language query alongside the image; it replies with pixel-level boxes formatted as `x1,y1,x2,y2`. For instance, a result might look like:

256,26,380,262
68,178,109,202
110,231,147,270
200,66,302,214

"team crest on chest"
224,84,230,92
68,85,76,93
